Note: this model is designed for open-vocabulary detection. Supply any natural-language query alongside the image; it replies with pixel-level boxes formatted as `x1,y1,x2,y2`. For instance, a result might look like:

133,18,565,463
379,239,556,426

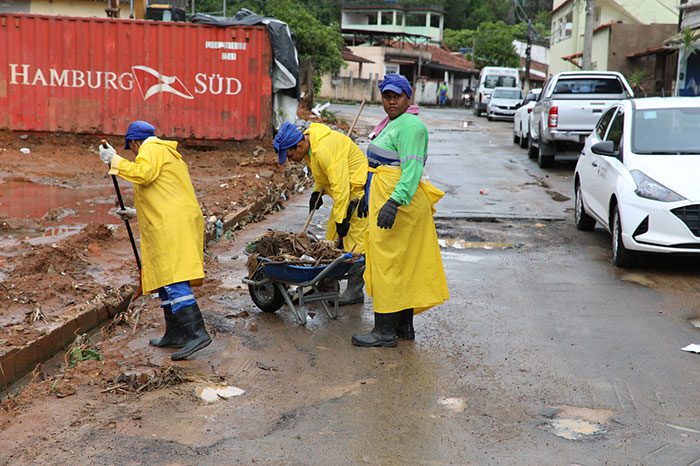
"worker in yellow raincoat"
273,121,368,305
352,74,449,347
98,120,211,360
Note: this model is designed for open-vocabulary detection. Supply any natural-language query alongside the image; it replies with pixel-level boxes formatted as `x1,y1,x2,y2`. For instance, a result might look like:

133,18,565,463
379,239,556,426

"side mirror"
591,141,616,157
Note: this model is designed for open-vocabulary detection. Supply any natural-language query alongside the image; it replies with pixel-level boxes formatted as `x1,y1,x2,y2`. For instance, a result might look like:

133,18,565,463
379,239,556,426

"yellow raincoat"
364,166,449,314
109,137,205,294
304,123,368,253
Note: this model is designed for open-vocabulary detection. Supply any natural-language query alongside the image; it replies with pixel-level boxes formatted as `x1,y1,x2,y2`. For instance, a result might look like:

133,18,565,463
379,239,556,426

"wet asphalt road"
199,105,699,464
8,105,699,465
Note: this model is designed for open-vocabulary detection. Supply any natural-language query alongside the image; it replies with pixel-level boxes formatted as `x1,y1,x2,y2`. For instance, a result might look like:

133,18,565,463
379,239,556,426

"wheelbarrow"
242,253,365,325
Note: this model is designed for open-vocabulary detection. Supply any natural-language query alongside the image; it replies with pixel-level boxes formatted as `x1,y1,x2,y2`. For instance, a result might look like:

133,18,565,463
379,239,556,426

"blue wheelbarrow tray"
243,252,365,325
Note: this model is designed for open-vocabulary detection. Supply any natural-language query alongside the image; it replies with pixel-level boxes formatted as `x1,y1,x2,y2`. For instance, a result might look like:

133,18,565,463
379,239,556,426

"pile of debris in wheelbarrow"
243,230,364,324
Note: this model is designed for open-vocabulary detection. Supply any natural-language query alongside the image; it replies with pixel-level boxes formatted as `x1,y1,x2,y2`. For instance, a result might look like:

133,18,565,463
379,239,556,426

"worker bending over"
273,121,368,305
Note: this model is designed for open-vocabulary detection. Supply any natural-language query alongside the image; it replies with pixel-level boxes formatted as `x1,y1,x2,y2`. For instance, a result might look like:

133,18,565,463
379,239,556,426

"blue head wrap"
124,120,156,150
273,121,304,164
379,74,413,98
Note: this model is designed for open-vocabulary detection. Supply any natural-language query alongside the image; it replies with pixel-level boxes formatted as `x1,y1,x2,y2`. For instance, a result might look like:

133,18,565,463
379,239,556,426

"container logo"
132,66,194,100
7,64,241,100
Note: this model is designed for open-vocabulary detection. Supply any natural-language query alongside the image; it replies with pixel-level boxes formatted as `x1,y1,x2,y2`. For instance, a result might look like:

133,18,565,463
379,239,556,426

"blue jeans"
158,281,197,313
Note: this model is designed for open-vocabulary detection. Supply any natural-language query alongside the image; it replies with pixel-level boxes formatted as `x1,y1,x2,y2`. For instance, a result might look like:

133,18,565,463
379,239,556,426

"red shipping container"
0,14,272,140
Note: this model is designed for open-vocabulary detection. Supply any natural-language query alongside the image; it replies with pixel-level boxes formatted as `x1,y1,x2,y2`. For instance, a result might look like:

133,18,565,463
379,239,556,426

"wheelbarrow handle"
299,253,353,287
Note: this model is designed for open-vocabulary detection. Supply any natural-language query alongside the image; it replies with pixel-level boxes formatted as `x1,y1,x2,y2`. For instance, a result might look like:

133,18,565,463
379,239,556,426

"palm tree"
626,68,649,97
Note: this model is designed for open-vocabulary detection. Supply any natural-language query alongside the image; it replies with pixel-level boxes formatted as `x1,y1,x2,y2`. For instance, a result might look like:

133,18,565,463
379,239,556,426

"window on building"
431,13,441,28
381,11,393,25
397,12,404,25
405,13,425,26
564,12,573,38
367,12,378,25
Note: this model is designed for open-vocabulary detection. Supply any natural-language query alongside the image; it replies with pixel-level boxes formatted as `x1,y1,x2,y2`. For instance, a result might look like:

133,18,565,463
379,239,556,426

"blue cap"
273,121,304,164
124,120,156,150
379,74,413,98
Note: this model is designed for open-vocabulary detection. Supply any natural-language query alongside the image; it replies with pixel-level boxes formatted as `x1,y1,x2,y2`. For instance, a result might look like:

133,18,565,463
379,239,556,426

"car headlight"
631,170,685,202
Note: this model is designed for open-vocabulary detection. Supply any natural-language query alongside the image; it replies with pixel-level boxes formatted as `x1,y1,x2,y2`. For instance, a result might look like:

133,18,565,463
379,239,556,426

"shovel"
102,140,142,307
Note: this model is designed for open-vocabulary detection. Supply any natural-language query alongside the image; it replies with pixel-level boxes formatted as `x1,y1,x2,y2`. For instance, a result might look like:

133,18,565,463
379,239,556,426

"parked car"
473,66,520,117
574,97,700,267
486,87,523,121
513,88,541,148
529,71,633,168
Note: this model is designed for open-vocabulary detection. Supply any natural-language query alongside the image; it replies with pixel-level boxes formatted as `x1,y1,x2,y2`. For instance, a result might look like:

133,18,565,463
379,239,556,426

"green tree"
473,21,519,68
443,29,476,52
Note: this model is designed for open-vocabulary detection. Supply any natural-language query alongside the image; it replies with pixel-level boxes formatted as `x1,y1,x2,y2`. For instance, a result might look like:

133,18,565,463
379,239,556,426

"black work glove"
336,199,359,238
377,199,400,229
357,193,368,218
309,191,323,212
336,221,350,238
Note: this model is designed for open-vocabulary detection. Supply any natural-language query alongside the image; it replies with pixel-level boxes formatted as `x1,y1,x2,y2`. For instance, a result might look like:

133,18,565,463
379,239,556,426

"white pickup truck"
528,71,633,168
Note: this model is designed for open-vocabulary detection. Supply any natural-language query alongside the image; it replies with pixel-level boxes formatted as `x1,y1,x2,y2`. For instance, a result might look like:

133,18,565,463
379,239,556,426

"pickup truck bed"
529,72,633,168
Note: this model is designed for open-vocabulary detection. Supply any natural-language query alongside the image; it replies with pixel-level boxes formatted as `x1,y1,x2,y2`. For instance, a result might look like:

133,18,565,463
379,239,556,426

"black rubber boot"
149,307,186,348
170,303,212,361
338,274,365,306
351,312,399,347
396,308,415,340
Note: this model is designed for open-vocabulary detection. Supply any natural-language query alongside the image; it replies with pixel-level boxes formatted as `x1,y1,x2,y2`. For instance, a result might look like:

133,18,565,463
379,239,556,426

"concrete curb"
0,288,132,389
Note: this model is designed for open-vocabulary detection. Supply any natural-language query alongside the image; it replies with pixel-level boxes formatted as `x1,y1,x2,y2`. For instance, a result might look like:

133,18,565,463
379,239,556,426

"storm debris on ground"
107,365,196,393
247,230,344,262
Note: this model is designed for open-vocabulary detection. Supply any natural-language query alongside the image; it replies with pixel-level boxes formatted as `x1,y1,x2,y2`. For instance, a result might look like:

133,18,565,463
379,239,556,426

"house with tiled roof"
320,2,477,105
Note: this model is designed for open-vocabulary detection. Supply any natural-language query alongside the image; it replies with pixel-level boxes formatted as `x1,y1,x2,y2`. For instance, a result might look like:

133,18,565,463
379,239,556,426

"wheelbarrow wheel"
248,271,285,313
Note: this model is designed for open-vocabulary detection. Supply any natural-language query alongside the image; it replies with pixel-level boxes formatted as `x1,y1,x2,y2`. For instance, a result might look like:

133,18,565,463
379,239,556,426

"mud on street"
1,106,699,464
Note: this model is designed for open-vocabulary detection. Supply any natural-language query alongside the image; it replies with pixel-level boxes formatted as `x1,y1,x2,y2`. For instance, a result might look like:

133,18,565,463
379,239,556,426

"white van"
473,67,521,117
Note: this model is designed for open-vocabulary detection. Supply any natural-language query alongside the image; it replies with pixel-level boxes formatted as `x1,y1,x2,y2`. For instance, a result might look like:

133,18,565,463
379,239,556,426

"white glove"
115,207,137,221
99,142,117,164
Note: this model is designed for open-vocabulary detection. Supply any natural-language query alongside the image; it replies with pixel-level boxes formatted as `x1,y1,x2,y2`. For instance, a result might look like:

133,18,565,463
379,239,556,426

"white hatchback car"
513,88,541,148
574,97,700,266
487,87,522,121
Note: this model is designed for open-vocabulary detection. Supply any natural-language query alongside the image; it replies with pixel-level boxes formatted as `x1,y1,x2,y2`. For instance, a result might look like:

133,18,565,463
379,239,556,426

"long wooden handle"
301,208,316,234
347,99,366,136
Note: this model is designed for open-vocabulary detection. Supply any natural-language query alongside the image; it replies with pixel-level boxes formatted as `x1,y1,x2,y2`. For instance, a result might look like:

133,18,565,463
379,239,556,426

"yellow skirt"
364,166,449,314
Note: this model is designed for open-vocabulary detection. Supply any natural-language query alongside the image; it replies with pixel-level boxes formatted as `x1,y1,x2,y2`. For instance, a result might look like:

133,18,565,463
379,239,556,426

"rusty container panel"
0,14,272,140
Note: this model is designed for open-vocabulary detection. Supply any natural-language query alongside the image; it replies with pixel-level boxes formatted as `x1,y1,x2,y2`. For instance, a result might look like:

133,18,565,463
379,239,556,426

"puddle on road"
438,238,514,250
438,396,467,413
541,405,613,441
0,180,118,246
620,273,655,288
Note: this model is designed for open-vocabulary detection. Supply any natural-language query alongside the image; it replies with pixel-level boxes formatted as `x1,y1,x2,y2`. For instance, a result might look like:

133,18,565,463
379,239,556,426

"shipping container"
0,14,273,140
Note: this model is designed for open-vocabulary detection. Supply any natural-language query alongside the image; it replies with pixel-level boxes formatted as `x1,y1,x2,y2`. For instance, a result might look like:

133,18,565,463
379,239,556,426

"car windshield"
484,75,517,89
492,89,521,99
632,107,700,155
553,78,624,94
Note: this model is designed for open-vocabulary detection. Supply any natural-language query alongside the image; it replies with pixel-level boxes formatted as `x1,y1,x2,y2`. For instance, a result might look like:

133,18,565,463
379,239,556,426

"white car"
574,97,700,267
486,87,523,121
513,88,541,149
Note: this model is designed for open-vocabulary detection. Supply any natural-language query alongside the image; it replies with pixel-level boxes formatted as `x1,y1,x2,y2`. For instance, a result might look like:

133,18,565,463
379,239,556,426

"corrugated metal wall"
0,14,273,140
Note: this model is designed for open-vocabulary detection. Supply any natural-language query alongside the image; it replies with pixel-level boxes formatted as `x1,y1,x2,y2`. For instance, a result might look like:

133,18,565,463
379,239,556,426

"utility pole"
524,20,533,92
581,0,595,70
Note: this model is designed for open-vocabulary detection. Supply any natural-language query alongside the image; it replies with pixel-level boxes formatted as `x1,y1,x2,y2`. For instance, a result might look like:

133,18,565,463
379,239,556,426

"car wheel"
574,183,596,231
611,205,635,268
527,133,537,159
538,140,555,168
519,130,529,149
513,132,520,145
487,114,493,121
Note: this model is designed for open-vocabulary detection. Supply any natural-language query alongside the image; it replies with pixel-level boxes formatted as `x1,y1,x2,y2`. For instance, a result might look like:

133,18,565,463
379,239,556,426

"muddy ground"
0,117,324,411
